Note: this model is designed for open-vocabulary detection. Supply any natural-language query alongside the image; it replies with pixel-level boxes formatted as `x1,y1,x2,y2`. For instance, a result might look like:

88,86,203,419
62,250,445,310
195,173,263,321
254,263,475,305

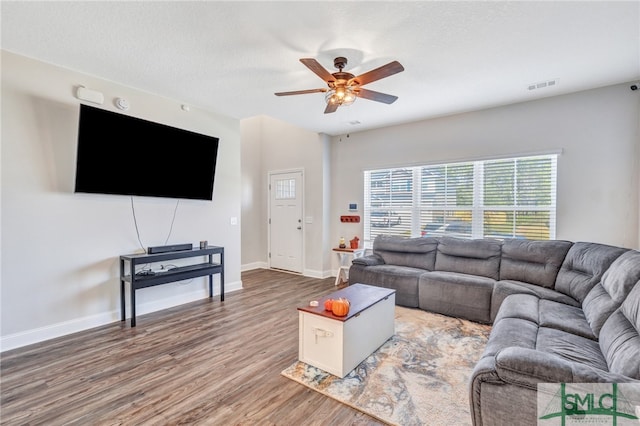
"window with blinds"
363,154,557,245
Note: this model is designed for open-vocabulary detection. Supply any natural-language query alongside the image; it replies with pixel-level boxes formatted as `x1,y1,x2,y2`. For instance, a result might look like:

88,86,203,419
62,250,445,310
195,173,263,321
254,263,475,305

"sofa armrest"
351,254,385,266
570,365,640,383
495,347,639,387
495,347,574,387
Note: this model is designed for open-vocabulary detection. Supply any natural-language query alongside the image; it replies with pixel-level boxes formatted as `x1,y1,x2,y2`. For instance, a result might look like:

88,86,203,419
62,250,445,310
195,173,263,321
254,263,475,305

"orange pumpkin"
324,299,334,311
332,298,350,316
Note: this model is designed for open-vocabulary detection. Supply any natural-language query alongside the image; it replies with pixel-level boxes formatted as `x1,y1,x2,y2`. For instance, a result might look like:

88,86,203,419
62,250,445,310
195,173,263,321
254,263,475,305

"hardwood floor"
0,269,383,425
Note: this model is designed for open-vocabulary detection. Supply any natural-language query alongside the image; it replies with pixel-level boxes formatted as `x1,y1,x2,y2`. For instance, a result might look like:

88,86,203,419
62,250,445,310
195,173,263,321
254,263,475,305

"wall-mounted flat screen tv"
74,104,219,201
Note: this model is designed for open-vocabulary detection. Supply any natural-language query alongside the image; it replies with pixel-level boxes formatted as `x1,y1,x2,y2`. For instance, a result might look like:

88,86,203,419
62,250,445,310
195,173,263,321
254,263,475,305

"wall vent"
528,79,558,91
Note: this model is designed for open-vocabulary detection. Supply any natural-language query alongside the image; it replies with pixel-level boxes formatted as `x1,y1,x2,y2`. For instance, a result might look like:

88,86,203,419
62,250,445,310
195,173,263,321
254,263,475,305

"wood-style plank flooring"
1,269,383,425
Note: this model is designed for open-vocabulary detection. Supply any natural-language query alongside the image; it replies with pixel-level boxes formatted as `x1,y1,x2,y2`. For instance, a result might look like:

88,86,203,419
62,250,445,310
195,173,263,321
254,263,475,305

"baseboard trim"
304,269,333,279
241,261,268,272
242,264,331,280
1,280,243,353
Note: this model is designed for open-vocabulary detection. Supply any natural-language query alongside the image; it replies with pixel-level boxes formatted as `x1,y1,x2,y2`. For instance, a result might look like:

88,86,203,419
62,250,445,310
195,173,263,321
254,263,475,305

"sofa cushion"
351,254,385,267
499,239,572,288
555,242,628,303
418,271,495,323
372,235,438,270
348,264,422,308
484,316,608,371
490,280,579,321
536,327,608,371
582,250,640,337
493,293,540,325
538,300,595,340
623,280,640,332
494,294,594,340
434,237,502,280
599,281,640,379
482,317,538,357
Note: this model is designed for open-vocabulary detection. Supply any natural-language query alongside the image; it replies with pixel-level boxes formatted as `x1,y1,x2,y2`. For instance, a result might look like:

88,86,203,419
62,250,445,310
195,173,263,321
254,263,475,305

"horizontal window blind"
363,154,557,245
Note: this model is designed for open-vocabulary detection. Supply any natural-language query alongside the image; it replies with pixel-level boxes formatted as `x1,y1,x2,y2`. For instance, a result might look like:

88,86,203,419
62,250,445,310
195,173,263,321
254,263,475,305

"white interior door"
269,171,303,273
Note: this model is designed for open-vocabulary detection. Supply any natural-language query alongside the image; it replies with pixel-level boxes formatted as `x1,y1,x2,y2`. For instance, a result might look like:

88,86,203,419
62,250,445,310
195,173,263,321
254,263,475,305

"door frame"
267,168,305,274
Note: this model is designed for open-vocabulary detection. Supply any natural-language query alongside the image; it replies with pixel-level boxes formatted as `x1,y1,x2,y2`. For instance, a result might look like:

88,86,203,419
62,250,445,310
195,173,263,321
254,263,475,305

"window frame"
363,154,558,246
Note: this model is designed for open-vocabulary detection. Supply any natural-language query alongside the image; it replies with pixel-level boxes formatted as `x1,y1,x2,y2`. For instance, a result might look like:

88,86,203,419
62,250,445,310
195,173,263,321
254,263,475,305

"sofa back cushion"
499,239,572,288
555,242,628,303
583,250,640,337
373,235,438,270
599,278,640,379
434,237,502,280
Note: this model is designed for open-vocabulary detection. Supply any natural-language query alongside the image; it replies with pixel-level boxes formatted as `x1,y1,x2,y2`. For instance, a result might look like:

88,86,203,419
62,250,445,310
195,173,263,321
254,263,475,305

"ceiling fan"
275,57,404,114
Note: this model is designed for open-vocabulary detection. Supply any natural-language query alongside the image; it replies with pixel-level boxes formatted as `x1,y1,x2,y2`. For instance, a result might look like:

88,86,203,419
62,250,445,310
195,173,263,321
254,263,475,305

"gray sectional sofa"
349,235,640,426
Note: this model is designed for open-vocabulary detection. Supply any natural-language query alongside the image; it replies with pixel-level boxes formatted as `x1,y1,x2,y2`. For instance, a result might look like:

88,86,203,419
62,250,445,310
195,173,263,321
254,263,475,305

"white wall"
331,83,640,250
240,116,265,270
240,115,332,277
1,51,242,351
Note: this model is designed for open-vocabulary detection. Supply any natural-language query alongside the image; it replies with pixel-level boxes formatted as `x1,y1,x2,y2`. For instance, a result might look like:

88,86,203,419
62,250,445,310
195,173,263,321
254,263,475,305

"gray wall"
1,51,242,350
330,83,640,251
241,83,639,279
240,115,332,277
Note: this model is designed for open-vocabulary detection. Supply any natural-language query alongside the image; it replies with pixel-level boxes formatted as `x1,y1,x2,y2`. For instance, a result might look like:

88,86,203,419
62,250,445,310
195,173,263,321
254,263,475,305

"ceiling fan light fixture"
276,57,404,114
325,86,356,106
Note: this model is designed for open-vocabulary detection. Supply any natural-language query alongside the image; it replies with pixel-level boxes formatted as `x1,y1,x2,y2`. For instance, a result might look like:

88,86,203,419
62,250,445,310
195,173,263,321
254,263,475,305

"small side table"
333,247,365,286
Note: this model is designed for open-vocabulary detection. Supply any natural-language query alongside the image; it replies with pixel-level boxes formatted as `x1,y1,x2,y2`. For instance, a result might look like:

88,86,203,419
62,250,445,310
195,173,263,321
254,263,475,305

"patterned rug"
281,306,491,426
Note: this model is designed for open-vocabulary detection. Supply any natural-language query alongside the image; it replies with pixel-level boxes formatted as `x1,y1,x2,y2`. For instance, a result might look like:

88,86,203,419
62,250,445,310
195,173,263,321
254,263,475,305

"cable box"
147,243,193,254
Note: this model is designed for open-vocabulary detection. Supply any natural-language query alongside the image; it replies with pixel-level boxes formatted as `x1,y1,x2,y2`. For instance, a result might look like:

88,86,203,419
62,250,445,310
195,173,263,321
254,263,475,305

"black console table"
119,246,224,326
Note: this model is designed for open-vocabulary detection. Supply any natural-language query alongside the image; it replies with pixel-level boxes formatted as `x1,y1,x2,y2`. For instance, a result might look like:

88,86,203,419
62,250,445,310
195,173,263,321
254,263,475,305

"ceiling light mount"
333,57,348,71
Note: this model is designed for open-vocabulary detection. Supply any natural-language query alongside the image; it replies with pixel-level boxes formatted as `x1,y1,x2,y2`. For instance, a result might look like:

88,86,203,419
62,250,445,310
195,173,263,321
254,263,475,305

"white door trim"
267,168,305,274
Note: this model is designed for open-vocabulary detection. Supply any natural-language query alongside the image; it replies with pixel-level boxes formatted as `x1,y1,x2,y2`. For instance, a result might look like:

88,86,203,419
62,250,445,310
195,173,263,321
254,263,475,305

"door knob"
297,226,302,230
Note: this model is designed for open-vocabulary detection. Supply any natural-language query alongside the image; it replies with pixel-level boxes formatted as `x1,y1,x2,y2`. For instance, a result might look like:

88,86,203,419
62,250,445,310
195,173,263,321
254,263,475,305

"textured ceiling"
2,1,639,136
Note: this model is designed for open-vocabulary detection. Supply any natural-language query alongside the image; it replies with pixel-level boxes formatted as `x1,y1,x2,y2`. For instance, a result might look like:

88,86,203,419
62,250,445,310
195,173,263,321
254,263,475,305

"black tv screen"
74,104,219,201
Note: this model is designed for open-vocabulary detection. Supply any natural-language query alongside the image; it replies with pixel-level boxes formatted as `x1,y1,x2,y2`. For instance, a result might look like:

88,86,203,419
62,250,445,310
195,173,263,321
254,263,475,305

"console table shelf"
120,246,224,326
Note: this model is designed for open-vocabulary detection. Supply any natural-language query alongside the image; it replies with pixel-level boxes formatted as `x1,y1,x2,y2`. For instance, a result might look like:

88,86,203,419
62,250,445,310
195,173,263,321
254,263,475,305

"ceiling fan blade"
300,58,335,83
357,88,398,104
324,103,339,114
352,61,404,86
275,88,327,96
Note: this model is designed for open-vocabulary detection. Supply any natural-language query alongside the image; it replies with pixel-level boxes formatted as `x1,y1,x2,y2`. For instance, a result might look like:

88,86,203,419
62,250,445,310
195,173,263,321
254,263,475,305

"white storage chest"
298,284,396,378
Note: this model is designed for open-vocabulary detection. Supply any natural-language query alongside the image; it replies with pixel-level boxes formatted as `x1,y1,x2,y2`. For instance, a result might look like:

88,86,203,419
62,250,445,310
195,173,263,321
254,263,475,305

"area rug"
281,306,491,426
